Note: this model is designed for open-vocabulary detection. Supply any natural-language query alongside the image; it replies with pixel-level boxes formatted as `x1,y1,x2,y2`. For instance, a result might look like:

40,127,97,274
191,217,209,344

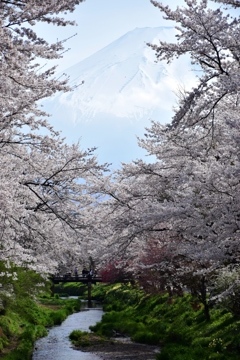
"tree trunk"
200,276,211,321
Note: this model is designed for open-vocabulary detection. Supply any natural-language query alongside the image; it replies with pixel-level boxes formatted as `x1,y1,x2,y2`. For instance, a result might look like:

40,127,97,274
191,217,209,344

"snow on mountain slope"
45,27,186,122
43,27,195,167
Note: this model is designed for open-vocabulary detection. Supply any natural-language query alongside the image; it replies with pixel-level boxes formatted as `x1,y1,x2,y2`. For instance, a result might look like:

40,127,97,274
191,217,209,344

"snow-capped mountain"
43,27,195,167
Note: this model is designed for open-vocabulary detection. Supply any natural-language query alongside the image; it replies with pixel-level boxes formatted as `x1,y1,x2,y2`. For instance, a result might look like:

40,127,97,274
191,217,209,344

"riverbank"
0,293,81,360
70,324,160,359
82,283,240,360
74,337,160,360
32,305,104,360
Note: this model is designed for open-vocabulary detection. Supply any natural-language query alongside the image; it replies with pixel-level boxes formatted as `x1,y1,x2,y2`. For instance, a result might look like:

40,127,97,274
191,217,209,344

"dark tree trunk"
199,276,211,321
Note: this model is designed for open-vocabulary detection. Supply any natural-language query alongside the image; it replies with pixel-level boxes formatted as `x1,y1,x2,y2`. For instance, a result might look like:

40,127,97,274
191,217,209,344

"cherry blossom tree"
91,0,240,312
0,0,112,276
149,0,240,129
1,0,85,144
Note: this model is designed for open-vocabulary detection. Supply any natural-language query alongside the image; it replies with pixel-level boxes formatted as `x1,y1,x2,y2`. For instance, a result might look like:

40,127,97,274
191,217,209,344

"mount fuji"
43,27,195,168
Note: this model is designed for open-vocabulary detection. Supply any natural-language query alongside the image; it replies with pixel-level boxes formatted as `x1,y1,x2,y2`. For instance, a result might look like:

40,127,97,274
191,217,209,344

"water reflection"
32,301,103,360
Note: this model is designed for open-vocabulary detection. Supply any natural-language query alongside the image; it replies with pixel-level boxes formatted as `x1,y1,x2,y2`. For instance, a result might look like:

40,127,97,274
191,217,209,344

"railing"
50,274,102,284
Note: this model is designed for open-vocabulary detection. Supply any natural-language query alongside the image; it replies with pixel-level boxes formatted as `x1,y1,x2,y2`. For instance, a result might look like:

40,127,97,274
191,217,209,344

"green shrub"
49,309,67,325
0,327,9,350
69,329,91,346
69,329,111,349
19,324,36,342
165,330,185,344
74,283,240,359
132,330,160,344
91,322,114,337
146,318,167,334
0,316,19,337
2,341,33,360
156,344,209,360
69,329,84,340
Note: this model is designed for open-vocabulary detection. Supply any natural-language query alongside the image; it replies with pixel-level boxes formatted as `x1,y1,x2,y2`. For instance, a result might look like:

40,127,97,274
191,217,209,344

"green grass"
0,264,82,360
0,295,81,360
69,329,112,348
89,283,240,359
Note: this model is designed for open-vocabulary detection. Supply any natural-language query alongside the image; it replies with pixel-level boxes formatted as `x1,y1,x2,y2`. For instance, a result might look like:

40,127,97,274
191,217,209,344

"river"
32,301,103,360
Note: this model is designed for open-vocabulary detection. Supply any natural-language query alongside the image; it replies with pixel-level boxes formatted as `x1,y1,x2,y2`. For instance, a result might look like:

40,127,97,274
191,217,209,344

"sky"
38,0,191,168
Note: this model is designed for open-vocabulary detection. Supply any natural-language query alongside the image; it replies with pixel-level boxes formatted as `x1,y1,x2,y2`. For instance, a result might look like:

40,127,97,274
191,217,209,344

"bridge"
50,273,102,303
50,274,102,285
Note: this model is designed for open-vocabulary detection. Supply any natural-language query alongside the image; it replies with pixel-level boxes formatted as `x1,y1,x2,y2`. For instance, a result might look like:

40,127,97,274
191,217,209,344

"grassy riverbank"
0,267,81,360
0,296,81,360
3,271,240,360
69,283,240,360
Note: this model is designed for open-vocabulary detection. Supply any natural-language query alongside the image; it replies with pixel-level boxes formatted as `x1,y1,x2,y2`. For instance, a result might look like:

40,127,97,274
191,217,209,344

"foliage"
87,0,240,318
2,1,240,358
99,260,133,284
0,293,80,360
1,0,240,328
53,282,86,297
0,266,80,359
69,330,109,348
0,0,109,277
90,283,240,359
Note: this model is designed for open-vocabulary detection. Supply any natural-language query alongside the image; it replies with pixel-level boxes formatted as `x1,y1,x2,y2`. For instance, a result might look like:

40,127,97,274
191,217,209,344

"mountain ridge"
46,26,178,122
43,27,195,167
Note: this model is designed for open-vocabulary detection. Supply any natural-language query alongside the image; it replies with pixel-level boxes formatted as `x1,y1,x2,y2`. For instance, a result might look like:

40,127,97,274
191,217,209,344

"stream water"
32,301,103,360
